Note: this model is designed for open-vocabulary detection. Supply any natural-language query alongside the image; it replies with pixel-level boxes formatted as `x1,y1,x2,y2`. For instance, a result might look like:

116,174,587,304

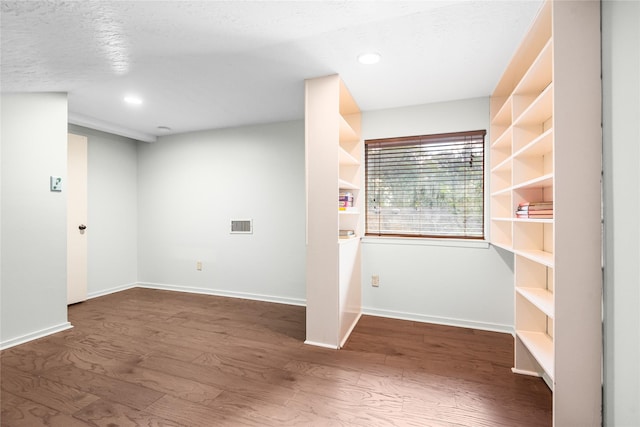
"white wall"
602,1,640,425
137,120,306,304
360,98,514,332
68,125,138,298
1,93,71,348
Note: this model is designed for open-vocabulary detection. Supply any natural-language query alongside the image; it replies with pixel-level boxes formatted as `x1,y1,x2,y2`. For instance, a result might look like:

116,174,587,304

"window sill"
361,236,490,249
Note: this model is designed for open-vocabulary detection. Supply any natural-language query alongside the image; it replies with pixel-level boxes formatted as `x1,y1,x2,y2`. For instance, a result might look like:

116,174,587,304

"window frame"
364,129,487,240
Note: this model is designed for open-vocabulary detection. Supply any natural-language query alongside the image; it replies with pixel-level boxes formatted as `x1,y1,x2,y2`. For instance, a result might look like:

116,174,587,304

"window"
365,130,486,239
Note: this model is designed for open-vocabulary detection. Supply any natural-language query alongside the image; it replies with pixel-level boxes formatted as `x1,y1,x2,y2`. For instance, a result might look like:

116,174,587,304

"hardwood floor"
1,288,551,426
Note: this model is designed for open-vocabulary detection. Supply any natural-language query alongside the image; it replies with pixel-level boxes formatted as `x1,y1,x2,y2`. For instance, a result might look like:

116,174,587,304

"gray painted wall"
136,120,307,304
603,1,640,425
361,97,514,332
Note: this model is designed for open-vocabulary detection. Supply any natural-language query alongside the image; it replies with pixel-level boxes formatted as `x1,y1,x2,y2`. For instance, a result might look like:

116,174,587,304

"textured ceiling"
1,1,542,142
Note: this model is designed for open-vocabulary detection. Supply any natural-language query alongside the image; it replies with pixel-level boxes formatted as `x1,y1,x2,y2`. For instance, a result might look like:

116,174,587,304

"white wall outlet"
371,275,380,287
50,176,62,191
196,261,202,271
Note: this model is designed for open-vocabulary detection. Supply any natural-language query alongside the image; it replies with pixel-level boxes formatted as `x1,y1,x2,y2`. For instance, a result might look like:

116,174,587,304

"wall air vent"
230,219,253,234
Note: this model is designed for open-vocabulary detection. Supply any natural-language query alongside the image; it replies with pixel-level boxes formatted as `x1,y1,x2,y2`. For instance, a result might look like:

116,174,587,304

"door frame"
67,133,88,304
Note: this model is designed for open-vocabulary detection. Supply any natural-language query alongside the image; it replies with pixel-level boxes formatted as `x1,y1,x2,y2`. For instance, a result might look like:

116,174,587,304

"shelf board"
512,173,553,191
514,249,554,267
513,217,553,224
491,217,514,222
513,127,553,159
491,127,513,151
339,146,359,165
490,95,511,123
490,241,514,252
339,115,359,143
517,287,554,318
338,178,359,190
339,209,359,215
490,187,512,198
490,157,512,174
514,38,553,96
491,96,513,127
514,83,553,127
516,330,554,380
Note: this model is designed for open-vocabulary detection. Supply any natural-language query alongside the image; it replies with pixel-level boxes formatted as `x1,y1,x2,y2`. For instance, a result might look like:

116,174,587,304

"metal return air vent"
230,219,253,234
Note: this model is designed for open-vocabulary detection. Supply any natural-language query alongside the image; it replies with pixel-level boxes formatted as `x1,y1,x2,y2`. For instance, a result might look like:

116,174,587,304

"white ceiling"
1,0,542,142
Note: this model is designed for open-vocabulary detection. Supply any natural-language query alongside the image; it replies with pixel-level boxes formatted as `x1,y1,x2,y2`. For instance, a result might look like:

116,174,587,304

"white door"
67,133,88,304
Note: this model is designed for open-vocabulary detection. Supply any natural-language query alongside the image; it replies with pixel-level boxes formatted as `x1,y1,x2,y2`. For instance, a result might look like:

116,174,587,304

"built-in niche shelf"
489,1,602,424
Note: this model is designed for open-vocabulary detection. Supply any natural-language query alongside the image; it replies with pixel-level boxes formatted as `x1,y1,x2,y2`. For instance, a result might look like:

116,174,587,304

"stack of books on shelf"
339,191,354,211
516,201,553,219
339,229,356,239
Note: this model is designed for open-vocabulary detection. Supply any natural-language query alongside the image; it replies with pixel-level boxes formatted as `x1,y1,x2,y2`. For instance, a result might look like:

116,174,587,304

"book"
339,229,356,239
339,191,354,209
516,201,553,219
516,209,553,215
517,201,553,211
516,213,553,219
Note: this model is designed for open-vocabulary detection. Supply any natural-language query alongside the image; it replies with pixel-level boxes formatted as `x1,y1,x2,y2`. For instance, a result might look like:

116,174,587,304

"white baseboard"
511,368,554,390
0,287,515,354
136,282,306,307
362,306,513,335
304,340,339,350
0,322,73,350
541,372,553,391
92,285,511,335
87,283,137,300
511,367,541,377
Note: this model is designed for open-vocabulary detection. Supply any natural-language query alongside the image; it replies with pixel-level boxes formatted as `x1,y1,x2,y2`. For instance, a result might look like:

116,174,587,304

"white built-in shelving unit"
305,74,362,349
490,1,602,425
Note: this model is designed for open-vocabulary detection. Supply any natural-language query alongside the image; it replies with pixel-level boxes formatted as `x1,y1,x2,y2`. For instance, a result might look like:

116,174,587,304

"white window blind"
365,130,485,239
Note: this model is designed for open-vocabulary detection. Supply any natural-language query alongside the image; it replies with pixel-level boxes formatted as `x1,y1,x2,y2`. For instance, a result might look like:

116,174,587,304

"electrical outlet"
196,261,202,271
371,275,379,287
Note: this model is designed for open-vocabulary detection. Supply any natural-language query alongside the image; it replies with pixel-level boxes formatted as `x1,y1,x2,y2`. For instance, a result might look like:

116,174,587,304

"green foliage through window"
365,130,485,239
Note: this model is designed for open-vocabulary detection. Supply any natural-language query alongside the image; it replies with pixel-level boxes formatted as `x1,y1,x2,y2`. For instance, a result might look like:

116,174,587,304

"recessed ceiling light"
157,126,172,132
124,95,143,105
358,52,381,65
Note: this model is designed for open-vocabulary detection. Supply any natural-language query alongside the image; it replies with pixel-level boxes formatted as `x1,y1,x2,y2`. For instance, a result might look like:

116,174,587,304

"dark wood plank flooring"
1,288,551,426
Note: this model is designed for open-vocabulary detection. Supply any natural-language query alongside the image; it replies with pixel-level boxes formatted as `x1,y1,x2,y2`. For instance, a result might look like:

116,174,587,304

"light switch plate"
50,176,62,191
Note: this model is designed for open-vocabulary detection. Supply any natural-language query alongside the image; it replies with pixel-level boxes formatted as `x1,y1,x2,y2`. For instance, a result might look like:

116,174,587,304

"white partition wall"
305,75,362,348
1,93,71,349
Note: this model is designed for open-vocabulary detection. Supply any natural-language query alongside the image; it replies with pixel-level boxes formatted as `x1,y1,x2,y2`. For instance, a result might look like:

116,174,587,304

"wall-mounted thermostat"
50,176,63,192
